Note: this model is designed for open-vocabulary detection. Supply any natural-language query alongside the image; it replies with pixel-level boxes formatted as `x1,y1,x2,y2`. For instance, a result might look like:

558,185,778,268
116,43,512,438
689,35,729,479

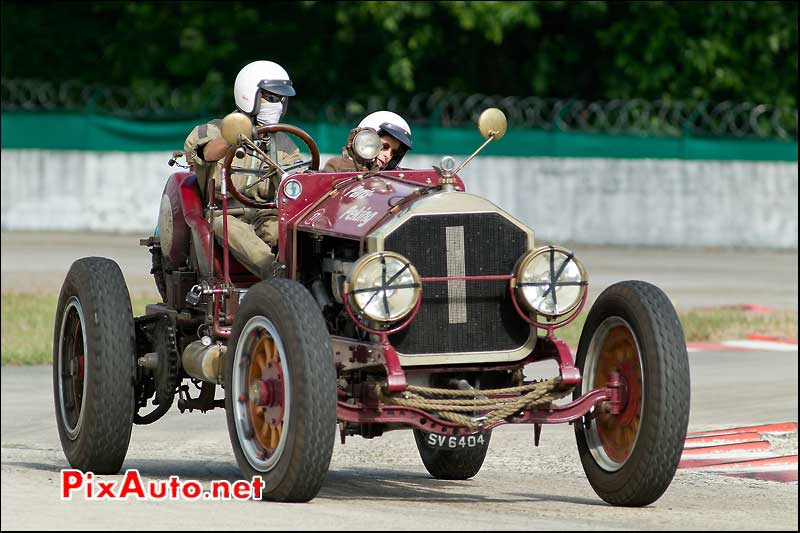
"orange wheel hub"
593,325,643,464
246,333,285,457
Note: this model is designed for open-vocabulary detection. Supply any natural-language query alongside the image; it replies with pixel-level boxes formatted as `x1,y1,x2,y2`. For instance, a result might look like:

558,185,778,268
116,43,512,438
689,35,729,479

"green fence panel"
1,112,797,161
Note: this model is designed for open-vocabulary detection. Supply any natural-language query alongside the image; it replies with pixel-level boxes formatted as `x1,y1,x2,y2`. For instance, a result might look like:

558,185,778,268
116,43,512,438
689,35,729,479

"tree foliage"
1,1,796,109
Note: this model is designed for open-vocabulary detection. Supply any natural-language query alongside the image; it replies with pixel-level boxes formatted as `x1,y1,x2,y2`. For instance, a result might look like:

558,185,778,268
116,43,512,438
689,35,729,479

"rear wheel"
149,245,169,302
53,257,136,473
413,429,492,480
574,281,690,506
224,279,337,502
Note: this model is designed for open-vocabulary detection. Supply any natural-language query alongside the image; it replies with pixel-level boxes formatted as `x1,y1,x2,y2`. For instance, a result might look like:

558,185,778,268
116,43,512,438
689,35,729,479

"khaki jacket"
185,118,301,202
322,156,361,173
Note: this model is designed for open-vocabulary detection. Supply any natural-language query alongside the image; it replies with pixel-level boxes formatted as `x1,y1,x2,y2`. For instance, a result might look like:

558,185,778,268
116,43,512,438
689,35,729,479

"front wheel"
224,279,337,502
574,281,690,507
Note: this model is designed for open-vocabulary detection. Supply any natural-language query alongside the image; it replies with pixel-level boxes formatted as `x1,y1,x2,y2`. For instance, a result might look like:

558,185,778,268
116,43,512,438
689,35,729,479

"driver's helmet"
357,111,413,170
233,60,295,118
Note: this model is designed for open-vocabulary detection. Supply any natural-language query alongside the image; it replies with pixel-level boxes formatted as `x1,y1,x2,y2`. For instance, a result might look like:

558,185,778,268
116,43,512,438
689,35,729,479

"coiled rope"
376,378,575,429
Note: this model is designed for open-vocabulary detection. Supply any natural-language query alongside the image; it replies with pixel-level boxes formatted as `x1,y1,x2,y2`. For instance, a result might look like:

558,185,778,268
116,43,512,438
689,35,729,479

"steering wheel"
223,123,320,209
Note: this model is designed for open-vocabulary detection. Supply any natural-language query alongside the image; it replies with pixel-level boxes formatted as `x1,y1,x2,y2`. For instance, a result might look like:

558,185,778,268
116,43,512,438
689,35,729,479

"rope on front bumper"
376,378,575,430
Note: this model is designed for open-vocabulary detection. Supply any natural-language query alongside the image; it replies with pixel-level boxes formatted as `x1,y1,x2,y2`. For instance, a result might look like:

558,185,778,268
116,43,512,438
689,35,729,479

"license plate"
423,432,487,450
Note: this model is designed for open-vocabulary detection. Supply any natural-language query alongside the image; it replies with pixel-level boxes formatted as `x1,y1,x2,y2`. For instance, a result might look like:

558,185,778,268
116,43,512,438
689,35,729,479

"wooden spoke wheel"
233,318,291,471
225,279,336,502
57,297,87,440
584,317,643,470
574,281,690,507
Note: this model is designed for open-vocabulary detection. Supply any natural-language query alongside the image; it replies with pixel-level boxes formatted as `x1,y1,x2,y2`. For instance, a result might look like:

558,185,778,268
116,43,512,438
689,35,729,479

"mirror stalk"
452,132,497,177
437,108,507,186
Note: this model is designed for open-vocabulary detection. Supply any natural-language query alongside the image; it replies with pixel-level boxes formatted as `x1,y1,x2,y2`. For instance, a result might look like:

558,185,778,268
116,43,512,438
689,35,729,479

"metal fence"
2,78,797,140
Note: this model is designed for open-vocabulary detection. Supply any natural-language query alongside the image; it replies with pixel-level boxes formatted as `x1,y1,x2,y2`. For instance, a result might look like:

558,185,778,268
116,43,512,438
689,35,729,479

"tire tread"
225,278,336,502
574,280,690,507
53,257,136,474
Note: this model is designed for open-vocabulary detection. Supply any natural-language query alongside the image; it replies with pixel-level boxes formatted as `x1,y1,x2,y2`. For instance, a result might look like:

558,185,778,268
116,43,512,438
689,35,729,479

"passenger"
323,111,413,172
184,60,301,278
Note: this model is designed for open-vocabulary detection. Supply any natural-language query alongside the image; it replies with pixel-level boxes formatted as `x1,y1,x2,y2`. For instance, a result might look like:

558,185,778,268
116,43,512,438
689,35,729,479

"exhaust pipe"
182,337,225,383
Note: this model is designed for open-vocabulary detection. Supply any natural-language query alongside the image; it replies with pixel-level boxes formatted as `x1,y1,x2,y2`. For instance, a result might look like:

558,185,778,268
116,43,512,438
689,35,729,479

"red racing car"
53,108,690,504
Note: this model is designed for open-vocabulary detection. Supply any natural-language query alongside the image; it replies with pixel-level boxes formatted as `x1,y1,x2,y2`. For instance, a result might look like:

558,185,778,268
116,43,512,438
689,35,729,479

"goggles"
261,93,285,104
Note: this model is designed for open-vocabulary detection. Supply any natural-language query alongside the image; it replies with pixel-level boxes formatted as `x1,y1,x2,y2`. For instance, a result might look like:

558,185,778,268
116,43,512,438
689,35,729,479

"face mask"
256,100,284,126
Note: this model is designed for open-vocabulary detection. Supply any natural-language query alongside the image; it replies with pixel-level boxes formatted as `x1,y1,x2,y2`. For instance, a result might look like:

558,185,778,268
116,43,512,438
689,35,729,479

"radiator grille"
384,213,530,355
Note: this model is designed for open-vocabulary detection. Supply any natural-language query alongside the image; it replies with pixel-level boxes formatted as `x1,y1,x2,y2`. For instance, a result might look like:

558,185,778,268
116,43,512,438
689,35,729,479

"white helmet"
357,111,413,169
234,60,295,116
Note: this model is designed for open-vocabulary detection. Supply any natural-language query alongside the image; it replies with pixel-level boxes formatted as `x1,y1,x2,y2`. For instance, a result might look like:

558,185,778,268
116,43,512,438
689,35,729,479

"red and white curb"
714,304,782,313
686,422,797,437
684,304,796,352
682,432,764,448
687,335,798,353
679,422,798,483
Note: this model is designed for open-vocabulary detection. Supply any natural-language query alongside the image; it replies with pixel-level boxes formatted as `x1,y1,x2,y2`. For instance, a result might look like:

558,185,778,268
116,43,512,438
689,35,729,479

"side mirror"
478,108,507,140
220,112,254,145
436,107,508,186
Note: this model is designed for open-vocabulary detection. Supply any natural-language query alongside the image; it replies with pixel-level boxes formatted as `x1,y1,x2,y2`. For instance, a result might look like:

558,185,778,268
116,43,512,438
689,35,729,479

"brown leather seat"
178,174,261,286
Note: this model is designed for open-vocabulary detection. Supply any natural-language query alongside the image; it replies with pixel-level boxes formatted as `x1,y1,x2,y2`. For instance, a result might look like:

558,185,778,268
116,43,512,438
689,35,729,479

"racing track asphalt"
1,231,797,529
1,347,796,530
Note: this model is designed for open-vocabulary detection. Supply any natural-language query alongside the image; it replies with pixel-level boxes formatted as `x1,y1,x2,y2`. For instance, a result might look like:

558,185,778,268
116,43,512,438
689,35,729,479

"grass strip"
2,290,157,365
2,290,797,365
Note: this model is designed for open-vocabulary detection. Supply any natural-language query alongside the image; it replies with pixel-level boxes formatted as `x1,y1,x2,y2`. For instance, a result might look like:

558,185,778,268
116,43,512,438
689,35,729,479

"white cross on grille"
445,226,467,324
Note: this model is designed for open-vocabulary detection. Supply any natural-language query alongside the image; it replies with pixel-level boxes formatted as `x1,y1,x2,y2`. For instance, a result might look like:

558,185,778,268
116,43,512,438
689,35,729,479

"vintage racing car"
53,108,691,504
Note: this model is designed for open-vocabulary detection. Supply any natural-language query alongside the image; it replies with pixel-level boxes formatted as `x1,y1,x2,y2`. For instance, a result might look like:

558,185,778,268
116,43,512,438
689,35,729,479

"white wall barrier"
1,149,797,248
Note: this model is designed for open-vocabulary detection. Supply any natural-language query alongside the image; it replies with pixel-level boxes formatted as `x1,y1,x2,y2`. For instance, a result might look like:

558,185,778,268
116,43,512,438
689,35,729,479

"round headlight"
515,246,587,317
352,129,382,161
348,252,421,323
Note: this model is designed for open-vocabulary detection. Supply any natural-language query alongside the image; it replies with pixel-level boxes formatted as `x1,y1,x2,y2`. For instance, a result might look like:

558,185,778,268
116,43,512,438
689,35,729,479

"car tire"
149,245,169,303
224,279,337,502
573,280,690,507
413,429,492,480
53,257,136,474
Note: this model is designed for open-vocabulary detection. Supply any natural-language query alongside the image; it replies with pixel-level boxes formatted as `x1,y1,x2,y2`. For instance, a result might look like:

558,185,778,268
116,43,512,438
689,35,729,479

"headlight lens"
352,129,382,161
349,252,421,323
515,246,587,317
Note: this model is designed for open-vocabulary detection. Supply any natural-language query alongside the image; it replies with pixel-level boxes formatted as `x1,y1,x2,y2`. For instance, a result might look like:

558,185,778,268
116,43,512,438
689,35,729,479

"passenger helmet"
357,111,413,169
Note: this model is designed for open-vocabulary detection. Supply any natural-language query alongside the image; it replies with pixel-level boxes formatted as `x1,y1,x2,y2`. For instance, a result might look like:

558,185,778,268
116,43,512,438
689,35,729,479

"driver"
184,60,301,278
323,111,413,172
